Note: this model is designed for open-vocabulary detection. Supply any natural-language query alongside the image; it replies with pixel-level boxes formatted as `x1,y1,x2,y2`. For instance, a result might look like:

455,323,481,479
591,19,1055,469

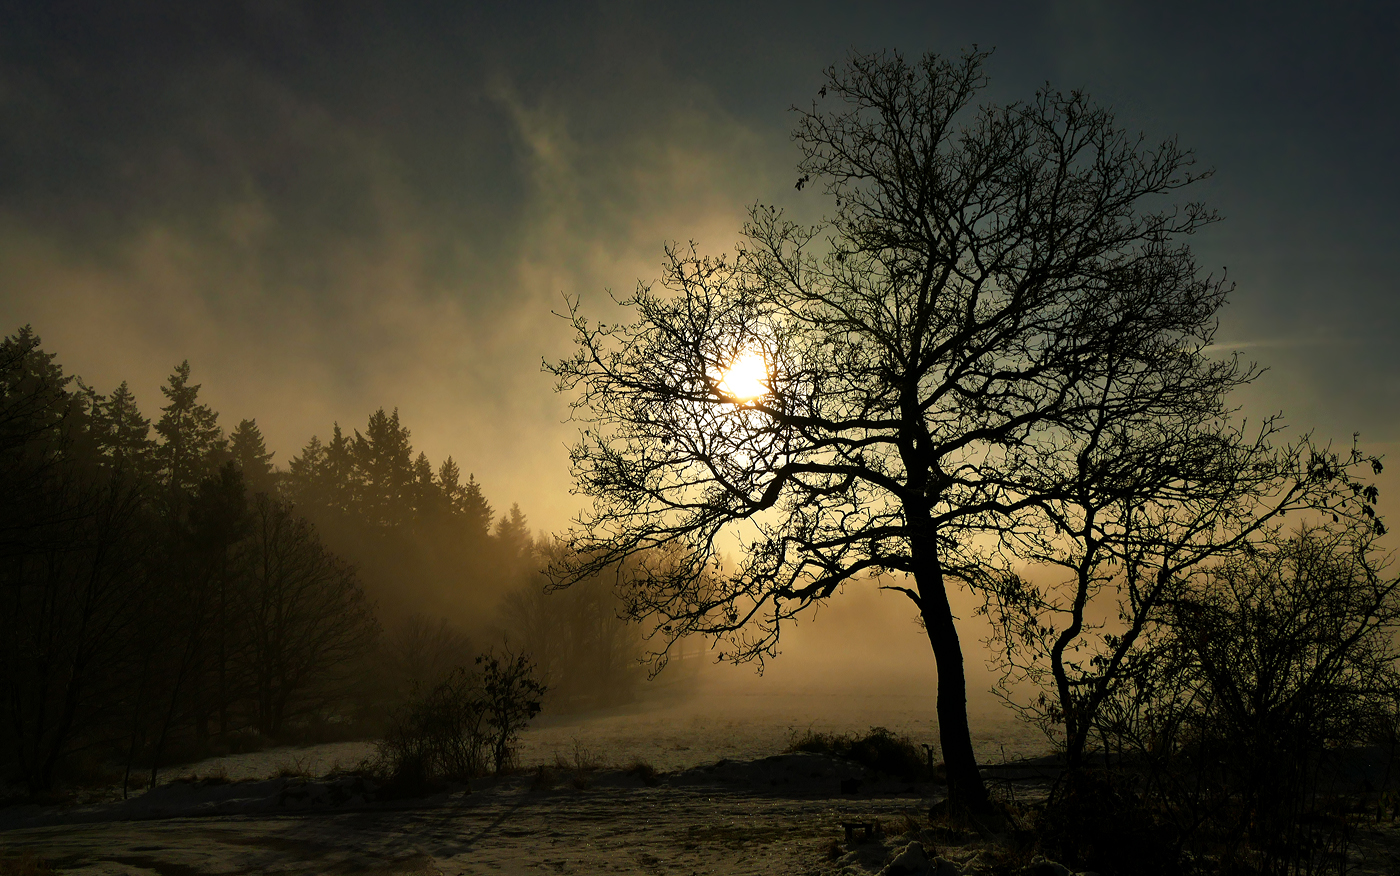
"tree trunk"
912,544,993,819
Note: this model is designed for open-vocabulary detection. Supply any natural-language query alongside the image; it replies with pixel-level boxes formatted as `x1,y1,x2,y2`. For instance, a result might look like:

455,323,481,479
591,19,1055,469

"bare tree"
980,401,1382,767
1172,524,1400,857
549,49,1270,814
240,494,379,736
502,540,656,710
384,614,476,699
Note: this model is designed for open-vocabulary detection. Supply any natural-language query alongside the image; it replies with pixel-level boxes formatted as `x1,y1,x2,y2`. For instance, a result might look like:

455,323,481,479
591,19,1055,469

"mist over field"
3,4,1400,875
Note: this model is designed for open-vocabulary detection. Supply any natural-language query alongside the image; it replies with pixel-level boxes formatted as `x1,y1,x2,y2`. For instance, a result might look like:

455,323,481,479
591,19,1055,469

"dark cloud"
1,0,1397,530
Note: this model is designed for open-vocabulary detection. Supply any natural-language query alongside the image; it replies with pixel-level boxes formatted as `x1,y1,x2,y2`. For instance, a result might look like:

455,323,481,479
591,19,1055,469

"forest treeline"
0,327,673,795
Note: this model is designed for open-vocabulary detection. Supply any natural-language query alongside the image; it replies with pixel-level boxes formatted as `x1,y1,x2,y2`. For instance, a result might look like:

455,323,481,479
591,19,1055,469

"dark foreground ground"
0,754,943,875
3,753,1400,875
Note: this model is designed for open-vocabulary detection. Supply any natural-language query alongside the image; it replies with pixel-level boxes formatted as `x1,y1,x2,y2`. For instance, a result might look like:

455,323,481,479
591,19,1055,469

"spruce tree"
154,361,224,500
461,473,493,540
495,503,531,562
96,381,155,474
410,451,437,521
287,433,324,500
353,408,413,528
228,418,275,494
324,424,356,513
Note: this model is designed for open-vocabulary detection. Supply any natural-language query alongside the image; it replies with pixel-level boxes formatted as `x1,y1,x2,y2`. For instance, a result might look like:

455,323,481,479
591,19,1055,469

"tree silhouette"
548,49,1285,814
241,494,379,736
353,408,414,528
92,381,155,474
435,457,494,538
154,361,224,501
228,418,275,494
495,503,531,563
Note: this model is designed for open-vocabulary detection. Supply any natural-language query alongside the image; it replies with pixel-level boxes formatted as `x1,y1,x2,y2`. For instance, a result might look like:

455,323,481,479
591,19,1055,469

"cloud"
0,13,790,533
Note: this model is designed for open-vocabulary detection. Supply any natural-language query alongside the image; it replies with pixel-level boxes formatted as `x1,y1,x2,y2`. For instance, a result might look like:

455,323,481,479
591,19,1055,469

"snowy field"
8,690,1400,875
161,689,1049,784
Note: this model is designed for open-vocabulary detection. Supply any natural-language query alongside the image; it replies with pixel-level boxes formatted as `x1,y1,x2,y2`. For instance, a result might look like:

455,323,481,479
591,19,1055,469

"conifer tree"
228,418,275,494
353,408,413,527
0,326,75,455
437,457,464,505
95,382,155,474
154,361,224,500
495,504,531,563
461,473,493,540
324,424,356,513
436,457,493,538
287,435,326,500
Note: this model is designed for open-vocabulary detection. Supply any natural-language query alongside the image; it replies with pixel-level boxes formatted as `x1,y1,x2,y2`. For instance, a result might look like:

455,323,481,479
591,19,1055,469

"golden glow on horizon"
719,349,769,402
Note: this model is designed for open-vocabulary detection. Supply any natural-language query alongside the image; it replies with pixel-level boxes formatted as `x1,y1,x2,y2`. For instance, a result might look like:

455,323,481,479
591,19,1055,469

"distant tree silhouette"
154,361,224,501
495,504,531,562
286,410,525,635
502,540,654,710
228,418,275,494
0,329,151,792
384,614,475,697
547,49,1297,815
436,457,493,538
91,381,155,474
240,494,378,736
353,408,414,528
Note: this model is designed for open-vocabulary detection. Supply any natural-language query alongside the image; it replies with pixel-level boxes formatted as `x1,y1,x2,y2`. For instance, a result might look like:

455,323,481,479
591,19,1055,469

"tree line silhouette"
0,326,656,796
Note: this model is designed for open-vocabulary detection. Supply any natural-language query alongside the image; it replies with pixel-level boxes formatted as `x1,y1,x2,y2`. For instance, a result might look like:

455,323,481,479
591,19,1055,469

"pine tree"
95,381,155,473
461,473,493,540
0,326,75,454
287,434,326,503
353,408,413,528
154,361,224,499
410,451,437,520
495,503,531,563
228,418,275,494
437,457,464,506
325,423,356,513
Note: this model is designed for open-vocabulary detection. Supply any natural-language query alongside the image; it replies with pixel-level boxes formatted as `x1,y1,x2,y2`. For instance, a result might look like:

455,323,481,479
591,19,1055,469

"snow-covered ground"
7,693,1400,875
0,755,945,875
154,689,1047,786
0,688,1058,875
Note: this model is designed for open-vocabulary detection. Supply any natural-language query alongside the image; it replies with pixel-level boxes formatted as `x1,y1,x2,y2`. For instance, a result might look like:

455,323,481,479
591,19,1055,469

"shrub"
377,648,545,787
787,727,929,781
626,760,661,786
1036,770,1178,876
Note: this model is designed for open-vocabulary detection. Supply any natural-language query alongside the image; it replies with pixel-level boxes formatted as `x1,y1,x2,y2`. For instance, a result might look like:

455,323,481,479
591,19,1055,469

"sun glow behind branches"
719,349,769,402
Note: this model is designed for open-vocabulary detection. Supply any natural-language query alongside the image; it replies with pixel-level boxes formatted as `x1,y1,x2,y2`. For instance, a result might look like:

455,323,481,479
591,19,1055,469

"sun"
719,349,769,402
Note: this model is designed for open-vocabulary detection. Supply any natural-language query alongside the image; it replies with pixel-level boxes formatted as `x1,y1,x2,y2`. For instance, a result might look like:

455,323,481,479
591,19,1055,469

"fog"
2,5,1399,788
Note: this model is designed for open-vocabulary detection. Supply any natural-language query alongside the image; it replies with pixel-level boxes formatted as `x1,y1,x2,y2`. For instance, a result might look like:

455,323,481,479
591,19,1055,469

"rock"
879,841,928,875
1021,855,1072,876
931,856,962,876
879,841,960,876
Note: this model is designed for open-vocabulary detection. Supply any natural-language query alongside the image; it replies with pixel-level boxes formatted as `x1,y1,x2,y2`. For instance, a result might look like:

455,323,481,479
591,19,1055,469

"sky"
2,0,1397,542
